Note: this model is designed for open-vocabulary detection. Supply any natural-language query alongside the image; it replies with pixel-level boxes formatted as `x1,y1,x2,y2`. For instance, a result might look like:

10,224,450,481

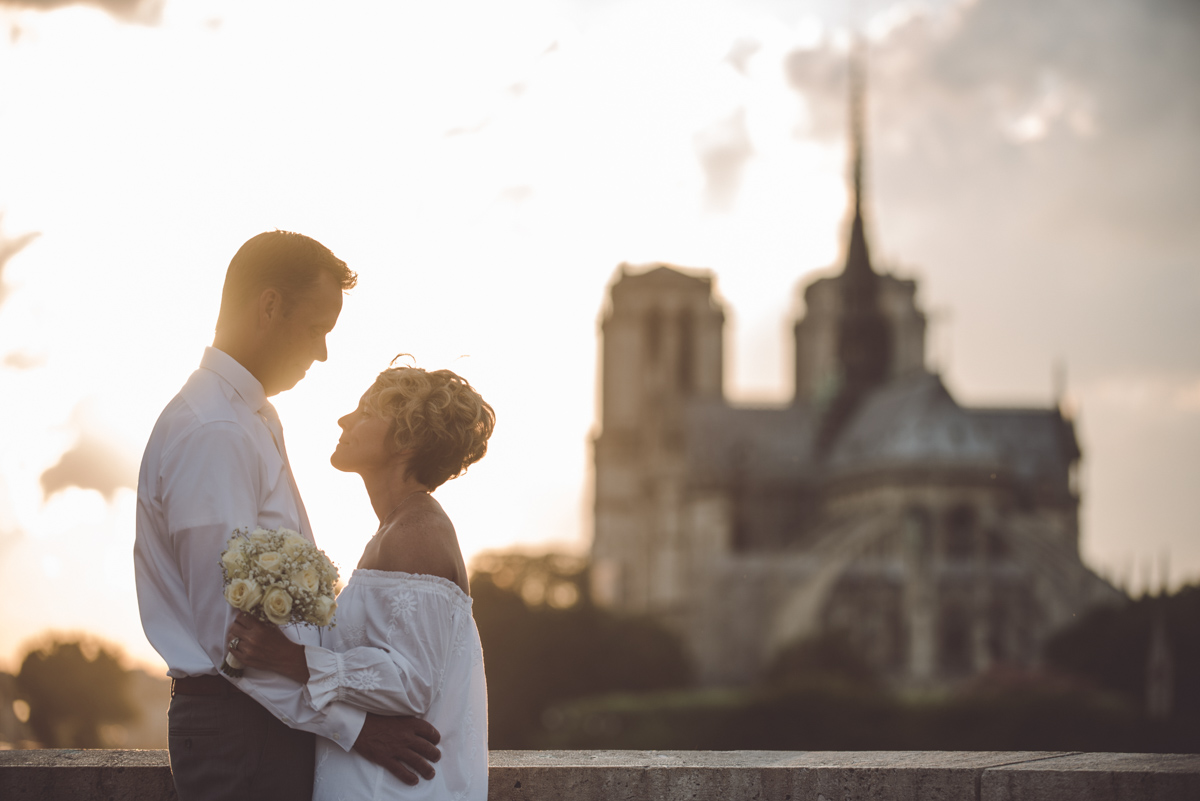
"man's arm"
161,422,440,779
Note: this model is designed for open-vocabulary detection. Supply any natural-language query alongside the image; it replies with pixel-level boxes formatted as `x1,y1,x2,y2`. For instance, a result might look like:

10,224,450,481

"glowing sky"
0,0,1196,673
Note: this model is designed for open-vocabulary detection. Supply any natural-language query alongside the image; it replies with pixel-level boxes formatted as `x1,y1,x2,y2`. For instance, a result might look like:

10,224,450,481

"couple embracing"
133,231,494,800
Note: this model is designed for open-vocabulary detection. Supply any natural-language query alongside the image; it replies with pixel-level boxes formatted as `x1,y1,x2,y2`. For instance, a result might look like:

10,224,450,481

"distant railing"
2,749,1199,800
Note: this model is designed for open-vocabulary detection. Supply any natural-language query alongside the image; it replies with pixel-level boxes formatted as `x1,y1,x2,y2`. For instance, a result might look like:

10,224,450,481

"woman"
226,363,494,801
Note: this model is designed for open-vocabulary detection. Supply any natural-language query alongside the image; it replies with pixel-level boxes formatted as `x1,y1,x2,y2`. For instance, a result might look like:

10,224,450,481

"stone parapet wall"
2,749,1198,800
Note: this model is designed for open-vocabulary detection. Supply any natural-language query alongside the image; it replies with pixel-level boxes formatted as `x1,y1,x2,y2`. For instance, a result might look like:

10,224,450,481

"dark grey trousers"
168,690,315,801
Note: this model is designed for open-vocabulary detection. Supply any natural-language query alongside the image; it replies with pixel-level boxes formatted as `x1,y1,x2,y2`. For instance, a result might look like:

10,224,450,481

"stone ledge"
1,750,1197,800
979,752,1200,801
0,749,178,801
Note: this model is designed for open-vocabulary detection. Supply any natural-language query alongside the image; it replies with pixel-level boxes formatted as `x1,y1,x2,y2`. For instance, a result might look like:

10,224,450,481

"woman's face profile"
331,391,395,474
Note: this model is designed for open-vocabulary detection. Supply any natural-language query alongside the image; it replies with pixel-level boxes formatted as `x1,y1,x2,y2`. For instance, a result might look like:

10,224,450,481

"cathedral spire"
843,49,874,281
816,47,892,455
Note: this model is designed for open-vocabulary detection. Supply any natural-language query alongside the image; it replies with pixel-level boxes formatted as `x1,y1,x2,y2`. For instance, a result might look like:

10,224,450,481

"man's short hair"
216,230,357,328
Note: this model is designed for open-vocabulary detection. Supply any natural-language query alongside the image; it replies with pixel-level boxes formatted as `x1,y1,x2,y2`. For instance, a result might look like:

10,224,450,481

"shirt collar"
200,346,269,413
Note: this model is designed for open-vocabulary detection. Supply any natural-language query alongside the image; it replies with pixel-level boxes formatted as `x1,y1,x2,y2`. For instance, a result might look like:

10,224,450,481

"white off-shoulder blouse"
305,569,487,801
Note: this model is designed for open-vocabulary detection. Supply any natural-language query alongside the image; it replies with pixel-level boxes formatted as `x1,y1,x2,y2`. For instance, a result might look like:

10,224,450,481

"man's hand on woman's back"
353,714,442,785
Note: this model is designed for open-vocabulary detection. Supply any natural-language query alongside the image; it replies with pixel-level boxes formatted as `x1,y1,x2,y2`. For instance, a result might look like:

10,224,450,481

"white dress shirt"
134,346,365,750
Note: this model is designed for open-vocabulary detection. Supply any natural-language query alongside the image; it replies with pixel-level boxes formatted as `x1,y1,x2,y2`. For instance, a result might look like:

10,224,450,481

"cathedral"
589,67,1123,688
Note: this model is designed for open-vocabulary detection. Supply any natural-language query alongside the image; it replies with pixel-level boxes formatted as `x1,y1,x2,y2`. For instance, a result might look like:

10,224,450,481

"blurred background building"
590,62,1124,689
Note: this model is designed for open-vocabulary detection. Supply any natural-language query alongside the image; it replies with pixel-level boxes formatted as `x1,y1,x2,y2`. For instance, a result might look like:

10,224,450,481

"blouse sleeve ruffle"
303,646,344,711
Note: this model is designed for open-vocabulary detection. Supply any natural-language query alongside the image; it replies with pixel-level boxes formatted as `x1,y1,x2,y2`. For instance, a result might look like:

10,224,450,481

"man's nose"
314,337,328,363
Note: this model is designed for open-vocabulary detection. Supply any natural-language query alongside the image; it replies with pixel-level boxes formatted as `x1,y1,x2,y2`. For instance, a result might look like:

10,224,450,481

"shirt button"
333,733,341,741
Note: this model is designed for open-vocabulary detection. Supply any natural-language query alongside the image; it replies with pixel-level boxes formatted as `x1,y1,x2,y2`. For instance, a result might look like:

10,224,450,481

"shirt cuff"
304,645,343,712
320,700,366,753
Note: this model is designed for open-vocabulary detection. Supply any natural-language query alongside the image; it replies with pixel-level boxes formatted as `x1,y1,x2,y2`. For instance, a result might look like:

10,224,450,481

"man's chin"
271,372,306,395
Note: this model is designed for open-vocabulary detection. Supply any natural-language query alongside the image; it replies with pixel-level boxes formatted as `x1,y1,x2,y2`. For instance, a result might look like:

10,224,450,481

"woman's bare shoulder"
370,502,462,585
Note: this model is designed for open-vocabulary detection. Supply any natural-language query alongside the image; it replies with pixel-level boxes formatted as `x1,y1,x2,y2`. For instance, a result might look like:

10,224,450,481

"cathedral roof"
827,372,1079,487
826,372,1001,470
966,406,1080,486
611,262,714,292
683,372,1079,491
684,400,819,486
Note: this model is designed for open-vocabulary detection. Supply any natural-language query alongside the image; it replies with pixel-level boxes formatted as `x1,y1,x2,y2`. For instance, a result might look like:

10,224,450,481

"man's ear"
257,287,285,327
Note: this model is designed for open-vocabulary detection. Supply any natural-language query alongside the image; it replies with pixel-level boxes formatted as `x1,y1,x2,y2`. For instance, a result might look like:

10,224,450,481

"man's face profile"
258,270,344,396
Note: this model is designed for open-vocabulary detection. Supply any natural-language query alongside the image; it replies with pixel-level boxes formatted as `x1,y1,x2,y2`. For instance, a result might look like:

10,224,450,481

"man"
134,231,440,799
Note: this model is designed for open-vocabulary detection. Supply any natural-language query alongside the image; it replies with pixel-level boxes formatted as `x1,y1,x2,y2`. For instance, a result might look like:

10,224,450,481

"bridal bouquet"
219,526,340,677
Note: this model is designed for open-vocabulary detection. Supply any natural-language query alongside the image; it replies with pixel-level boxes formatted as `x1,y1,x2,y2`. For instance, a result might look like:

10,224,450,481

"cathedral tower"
591,264,725,613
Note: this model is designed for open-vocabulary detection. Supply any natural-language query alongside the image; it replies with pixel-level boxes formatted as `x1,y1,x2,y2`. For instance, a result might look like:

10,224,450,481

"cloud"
499,185,534,206
780,0,1200,375
41,432,137,501
444,39,559,139
783,0,1200,216
694,107,754,212
0,0,163,25
3,351,45,370
725,38,761,76
0,218,40,311
1086,375,1200,414
40,405,138,502
0,475,21,559
784,44,849,139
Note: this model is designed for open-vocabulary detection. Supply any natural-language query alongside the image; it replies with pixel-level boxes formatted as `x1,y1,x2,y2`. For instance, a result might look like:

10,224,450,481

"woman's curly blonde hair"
363,362,495,489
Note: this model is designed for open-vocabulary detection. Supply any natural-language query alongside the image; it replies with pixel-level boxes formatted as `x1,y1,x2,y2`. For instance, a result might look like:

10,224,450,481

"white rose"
281,532,307,559
225,578,264,612
262,586,294,625
249,528,272,547
313,596,337,627
295,566,321,596
221,543,248,576
256,551,285,575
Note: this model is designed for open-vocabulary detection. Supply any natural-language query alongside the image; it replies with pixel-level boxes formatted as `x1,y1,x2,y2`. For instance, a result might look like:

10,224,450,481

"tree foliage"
470,551,692,747
537,675,1161,751
525,582,1200,752
765,629,880,688
1045,584,1200,718
15,634,139,748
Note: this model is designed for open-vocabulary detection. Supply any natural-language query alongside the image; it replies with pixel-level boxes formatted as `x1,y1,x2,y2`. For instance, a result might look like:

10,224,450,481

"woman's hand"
225,612,311,684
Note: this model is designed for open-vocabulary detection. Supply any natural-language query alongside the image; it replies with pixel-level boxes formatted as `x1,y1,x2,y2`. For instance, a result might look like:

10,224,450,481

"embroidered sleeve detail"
343,667,383,693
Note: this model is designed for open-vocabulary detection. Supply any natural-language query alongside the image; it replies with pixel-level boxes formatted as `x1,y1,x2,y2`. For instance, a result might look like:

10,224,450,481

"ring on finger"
229,636,241,652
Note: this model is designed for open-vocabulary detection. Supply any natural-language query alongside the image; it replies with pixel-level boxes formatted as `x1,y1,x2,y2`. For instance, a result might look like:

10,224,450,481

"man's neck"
212,333,274,396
